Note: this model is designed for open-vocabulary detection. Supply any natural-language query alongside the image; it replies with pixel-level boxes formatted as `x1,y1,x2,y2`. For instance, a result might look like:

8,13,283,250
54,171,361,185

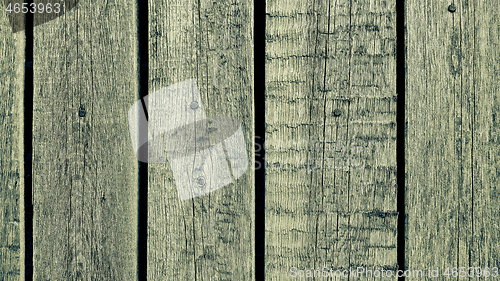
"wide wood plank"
406,0,460,272
266,0,398,279
0,3,24,279
406,0,500,274
32,0,138,279
148,0,254,279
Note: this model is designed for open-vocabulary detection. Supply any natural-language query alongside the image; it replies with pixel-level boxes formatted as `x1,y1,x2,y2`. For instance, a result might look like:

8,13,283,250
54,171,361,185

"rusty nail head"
448,4,456,12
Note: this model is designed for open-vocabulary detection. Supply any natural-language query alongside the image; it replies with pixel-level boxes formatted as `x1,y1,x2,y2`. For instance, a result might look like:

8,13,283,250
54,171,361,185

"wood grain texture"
266,0,397,279
148,0,254,279
473,0,500,269
406,0,500,274
0,3,24,279
32,0,138,279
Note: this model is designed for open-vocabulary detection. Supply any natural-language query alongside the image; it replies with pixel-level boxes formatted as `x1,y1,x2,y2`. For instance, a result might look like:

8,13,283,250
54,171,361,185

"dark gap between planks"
396,0,405,278
24,1,34,280
137,0,148,279
255,0,266,278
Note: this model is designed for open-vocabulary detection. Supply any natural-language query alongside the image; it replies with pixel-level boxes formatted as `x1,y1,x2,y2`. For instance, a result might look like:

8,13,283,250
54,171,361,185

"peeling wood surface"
0,2,24,279
147,0,254,279
265,0,398,279
31,0,139,279
406,0,500,274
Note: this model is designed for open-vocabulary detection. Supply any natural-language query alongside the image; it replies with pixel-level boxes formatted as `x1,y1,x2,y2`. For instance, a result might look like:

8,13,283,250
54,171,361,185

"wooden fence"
0,0,499,279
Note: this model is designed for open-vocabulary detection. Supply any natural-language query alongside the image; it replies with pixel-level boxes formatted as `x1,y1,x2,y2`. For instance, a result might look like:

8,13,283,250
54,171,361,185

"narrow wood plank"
406,0,460,272
266,0,397,279
473,0,500,269
148,0,254,279
32,1,138,279
0,2,24,279
405,0,500,274
457,0,474,271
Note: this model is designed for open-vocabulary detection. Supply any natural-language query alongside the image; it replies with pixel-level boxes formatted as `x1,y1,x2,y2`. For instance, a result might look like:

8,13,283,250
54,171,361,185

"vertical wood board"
266,0,398,279
148,0,254,279
32,0,139,279
0,2,24,279
406,0,500,275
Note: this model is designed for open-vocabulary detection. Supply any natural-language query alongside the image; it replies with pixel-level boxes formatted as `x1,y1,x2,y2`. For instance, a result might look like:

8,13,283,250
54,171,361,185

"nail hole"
196,176,206,187
333,109,342,117
448,4,456,12
190,101,199,110
79,107,86,117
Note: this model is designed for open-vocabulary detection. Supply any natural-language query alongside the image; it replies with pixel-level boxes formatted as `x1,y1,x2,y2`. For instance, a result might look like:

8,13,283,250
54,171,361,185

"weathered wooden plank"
32,0,138,279
266,0,397,279
405,0,459,272
0,2,24,279
473,0,500,269
407,0,500,274
456,0,474,271
148,0,254,279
